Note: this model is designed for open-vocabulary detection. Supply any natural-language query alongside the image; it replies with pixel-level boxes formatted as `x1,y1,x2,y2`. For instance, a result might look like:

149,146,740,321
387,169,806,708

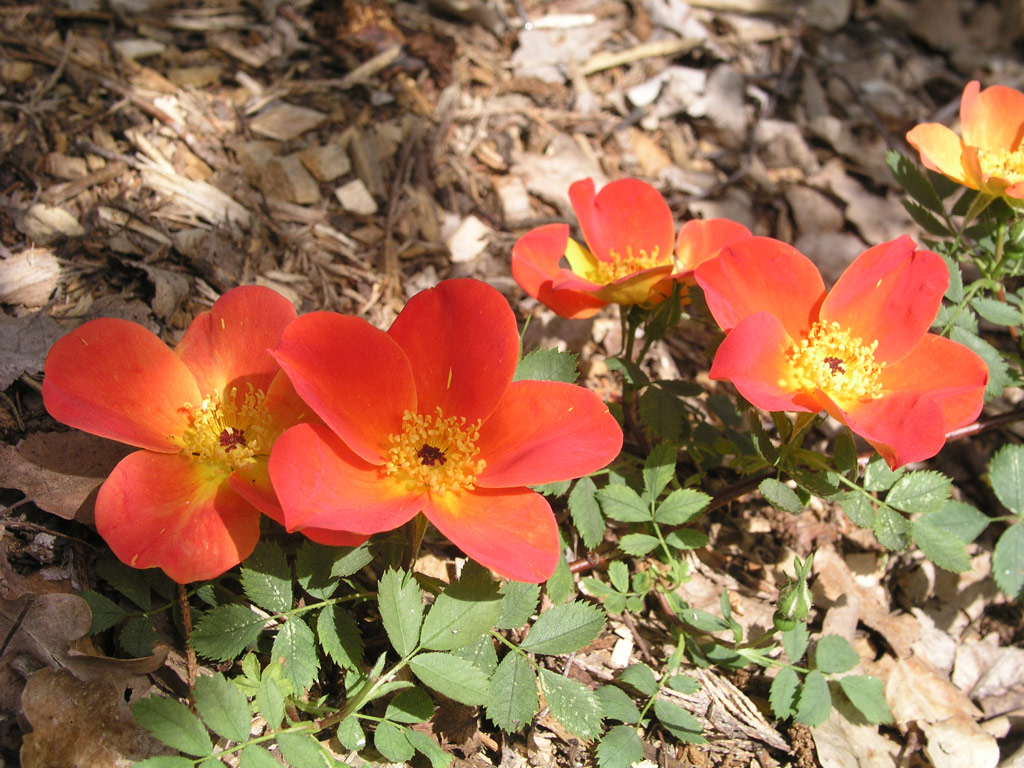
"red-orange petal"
709,313,824,413
424,487,559,583
695,237,825,339
269,423,424,534
960,80,1024,151
820,237,947,362
388,279,519,423
569,178,675,265
273,313,415,463
905,123,971,186
511,225,607,319
175,285,297,398
43,318,199,451
673,218,753,274
476,380,622,488
833,392,947,470
878,334,987,432
95,450,260,583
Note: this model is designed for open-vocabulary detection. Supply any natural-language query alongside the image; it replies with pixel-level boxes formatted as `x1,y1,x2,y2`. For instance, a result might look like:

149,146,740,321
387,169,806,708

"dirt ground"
3,0,1024,766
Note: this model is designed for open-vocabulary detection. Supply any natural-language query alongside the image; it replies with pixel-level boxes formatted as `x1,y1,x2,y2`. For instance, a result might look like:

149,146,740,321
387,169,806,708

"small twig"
178,583,197,694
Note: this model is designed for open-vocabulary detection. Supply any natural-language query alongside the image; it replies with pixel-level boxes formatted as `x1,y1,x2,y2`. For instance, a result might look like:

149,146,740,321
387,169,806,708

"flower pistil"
385,407,486,495
787,321,884,403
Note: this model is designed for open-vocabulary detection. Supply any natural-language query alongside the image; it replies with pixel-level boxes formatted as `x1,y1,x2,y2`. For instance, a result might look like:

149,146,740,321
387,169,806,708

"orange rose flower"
512,177,751,318
268,279,623,583
42,286,363,583
695,236,988,469
907,80,1024,203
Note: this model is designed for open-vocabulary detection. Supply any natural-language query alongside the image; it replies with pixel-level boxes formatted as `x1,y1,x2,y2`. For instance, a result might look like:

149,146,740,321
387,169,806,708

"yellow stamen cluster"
977,147,1024,185
591,245,671,284
787,321,885,403
384,407,485,495
175,384,275,471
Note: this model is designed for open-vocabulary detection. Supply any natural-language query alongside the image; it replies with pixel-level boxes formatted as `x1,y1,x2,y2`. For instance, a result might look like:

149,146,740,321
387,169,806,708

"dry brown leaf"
0,248,61,307
0,311,65,390
20,668,168,768
0,431,131,522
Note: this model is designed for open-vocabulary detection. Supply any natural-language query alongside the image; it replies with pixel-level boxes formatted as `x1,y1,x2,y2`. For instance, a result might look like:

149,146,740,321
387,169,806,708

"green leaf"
514,347,579,383
759,478,803,513
538,668,603,740
638,385,686,440
295,541,342,600
410,652,491,705
769,666,800,719
993,523,1024,598
79,590,128,634
337,717,366,751
255,673,287,730
794,669,832,726
617,533,660,557
378,568,424,657
239,745,283,768
654,489,710,526
862,455,903,492
272,617,319,693
923,501,990,543
486,650,539,732
118,615,158,658
951,326,1013,399
497,580,540,629
545,553,574,604
421,561,502,650
453,633,498,674
834,490,875,528
595,685,640,724
913,518,972,572
521,601,605,655
815,635,859,675
667,675,699,694
618,663,657,696
405,729,453,768
317,604,363,670
569,477,606,550
193,672,250,743
132,696,213,757
95,558,152,611
596,724,644,768
837,675,892,724
240,542,292,613
387,687,435,723
972,296,1024,326
665,529,708,550
990,444,1024,517
676,607,731,634
940,251,964,302
330,542,374,578
886,149,947,213
781,623,809,664
873,506,912,551
885,471,951,515
532,479,571,496
901,198,954,236
652,698,705,744
277,731,331,768
134,759,195,768
374,720,414,762
607,561,629,593
643,442,677,502
597,484,650,523
833,429,858,475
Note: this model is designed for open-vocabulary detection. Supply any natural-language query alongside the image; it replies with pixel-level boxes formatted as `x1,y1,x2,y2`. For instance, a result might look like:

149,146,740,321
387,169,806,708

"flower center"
977,147,1024,185
592,245,671,284
384,407,486,495
787,321,884,403
175,384,276,471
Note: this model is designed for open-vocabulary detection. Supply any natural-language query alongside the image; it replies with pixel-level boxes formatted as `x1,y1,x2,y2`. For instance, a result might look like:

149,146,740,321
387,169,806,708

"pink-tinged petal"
820,237,947,362
476,380,622,488
695,237,825,338
269,423,424,534
569,178,675,265
261,369,320,434
95,450,259,583
709,313,824,413
833,392,947,470
425,488,559,583
274,313,415,463
43,319,199,452
175,286,297,397
905,123,971,186
388,279,519,423
512,225,607,319
879,334,987,431
673,218,753,274
961,80,1024,151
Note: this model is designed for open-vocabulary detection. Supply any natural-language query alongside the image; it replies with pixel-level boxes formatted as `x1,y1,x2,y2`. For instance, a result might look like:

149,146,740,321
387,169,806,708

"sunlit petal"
905,123,970,184
673,218,753,274
961,80,1024,151
43,319,198,452
569,178,675,265
425,487,559,583
834,393,946,470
